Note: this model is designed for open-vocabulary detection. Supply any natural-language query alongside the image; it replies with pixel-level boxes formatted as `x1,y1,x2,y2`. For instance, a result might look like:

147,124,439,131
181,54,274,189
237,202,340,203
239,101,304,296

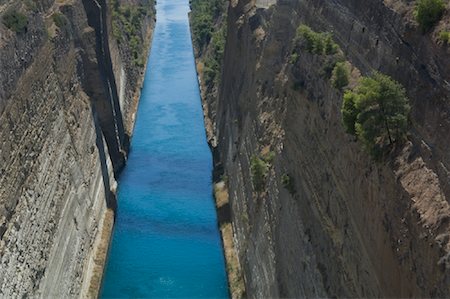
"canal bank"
80,3,155,298
100,0,229,297
189,2,246,297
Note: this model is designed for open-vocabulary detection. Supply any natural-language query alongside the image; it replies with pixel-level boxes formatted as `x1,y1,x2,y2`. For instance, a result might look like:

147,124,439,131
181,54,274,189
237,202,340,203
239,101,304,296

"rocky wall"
0,0,153,297
207,0,450,297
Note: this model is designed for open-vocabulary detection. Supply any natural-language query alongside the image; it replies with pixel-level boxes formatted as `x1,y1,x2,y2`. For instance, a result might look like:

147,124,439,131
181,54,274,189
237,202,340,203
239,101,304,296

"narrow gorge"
1,0,450,298
101,0,228,297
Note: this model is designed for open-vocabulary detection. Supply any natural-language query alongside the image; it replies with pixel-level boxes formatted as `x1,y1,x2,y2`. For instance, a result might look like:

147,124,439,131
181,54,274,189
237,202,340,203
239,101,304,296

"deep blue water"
100,0,228,297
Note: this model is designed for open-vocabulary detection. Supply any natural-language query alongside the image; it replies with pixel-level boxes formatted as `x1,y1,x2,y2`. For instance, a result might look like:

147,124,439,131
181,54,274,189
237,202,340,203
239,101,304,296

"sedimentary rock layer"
0,0,153,297
198,0,450,297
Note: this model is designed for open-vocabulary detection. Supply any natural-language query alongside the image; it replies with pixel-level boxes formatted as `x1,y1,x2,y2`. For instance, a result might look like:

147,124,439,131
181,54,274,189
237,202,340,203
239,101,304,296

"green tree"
341,73,410,156
296,25,338,55
2,10,28,33
190,0,224,48
415,0,446,32
332,62,349,90
250,156,268,192
341,92,359,135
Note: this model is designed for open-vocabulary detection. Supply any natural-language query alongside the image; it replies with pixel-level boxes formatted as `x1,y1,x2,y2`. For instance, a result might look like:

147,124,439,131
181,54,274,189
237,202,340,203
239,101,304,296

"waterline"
101,0,228,297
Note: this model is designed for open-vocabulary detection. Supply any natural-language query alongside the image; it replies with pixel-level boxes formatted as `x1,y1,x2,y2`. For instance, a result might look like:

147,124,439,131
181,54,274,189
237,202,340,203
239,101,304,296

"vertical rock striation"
0,0,154,297
197,0,450,297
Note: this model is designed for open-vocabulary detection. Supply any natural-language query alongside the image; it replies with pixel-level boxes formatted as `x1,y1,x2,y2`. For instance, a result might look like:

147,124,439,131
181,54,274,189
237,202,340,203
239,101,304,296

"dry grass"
214,181,229,208
214,182,246,299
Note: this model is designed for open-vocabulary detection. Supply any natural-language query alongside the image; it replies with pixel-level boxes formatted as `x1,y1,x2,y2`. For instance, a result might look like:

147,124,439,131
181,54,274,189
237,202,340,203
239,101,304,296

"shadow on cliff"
81,0,129,176
92,104,118,213
217,202,231,224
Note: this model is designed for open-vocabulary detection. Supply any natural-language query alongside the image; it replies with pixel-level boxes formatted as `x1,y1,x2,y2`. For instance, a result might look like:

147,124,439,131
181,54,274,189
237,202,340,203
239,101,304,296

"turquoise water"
100,0,229,297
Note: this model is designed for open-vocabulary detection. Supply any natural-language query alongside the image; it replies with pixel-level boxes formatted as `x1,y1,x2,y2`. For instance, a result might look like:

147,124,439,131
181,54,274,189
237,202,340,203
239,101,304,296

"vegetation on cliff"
341,73,410,157
281,174,296,195
296,25,338,55
331,62,350,90
2,10,28,34
415,0,446,31
292,24,351,91
250,156,269,192
190,0,224,48
109,0,154,66
439,30,450,44
191,0,227,85
52,12,68,28
250,151,274,193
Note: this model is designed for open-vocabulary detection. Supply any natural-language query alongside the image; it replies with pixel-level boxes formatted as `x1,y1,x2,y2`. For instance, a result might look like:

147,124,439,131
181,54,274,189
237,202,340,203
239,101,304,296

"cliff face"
198,0,450,297
0,0,153,297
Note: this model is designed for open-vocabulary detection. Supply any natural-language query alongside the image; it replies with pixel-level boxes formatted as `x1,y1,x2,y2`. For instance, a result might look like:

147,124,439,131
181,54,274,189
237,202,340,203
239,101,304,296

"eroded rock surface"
0,0,154,297
197,0,450,297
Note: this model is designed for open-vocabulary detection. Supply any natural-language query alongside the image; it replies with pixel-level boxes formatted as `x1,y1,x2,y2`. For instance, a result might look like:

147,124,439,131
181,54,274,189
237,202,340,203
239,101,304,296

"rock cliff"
195,0,450,297
0,0,154,297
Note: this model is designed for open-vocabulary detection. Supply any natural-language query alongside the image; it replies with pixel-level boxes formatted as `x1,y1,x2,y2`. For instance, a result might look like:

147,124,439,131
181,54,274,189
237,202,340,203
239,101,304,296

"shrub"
332,62,350,90
192,13,213,47
415,0,446,32
290,52,299,64
250,156,268,192
24,0,38,12
206,25,226,84
190,0,224,48
191,0,227,85
341,72,410,158
108,0,153,66
220,174,228,183
320,55,341,79
296,25,338,55
438,30,450,44
52,12,67,28
281,174,295,195
262,151,275,164
341,92,359,135
203,57,220,84
2,10,28,34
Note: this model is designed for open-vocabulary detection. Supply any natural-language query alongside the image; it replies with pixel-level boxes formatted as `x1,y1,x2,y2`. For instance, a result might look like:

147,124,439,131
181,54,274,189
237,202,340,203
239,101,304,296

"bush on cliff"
439,30,450,44
52,12,67,28
332,62,350,90
296,25,338,55
415,0,446,32
281,174,296,195
250,156,268,192
109,0,152,66
2,10,28,34
203,25,226,84
341,72,410,158
191,0,227,85
203,56,220,84
190,0,224,48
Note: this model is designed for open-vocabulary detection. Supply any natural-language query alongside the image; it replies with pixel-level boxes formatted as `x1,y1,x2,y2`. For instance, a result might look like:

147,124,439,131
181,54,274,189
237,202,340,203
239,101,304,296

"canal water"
100,0,229,297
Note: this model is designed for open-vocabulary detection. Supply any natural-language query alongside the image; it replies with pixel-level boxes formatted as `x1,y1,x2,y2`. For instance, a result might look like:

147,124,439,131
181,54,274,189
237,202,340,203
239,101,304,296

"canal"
101,0,229,297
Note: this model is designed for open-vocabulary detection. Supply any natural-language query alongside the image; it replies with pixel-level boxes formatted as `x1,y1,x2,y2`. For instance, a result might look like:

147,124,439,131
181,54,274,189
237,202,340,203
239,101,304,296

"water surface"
101,0,228,297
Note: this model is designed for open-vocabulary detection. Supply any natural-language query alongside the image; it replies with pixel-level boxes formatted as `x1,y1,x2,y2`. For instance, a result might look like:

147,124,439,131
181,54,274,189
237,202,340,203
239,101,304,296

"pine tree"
341,72,410,157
